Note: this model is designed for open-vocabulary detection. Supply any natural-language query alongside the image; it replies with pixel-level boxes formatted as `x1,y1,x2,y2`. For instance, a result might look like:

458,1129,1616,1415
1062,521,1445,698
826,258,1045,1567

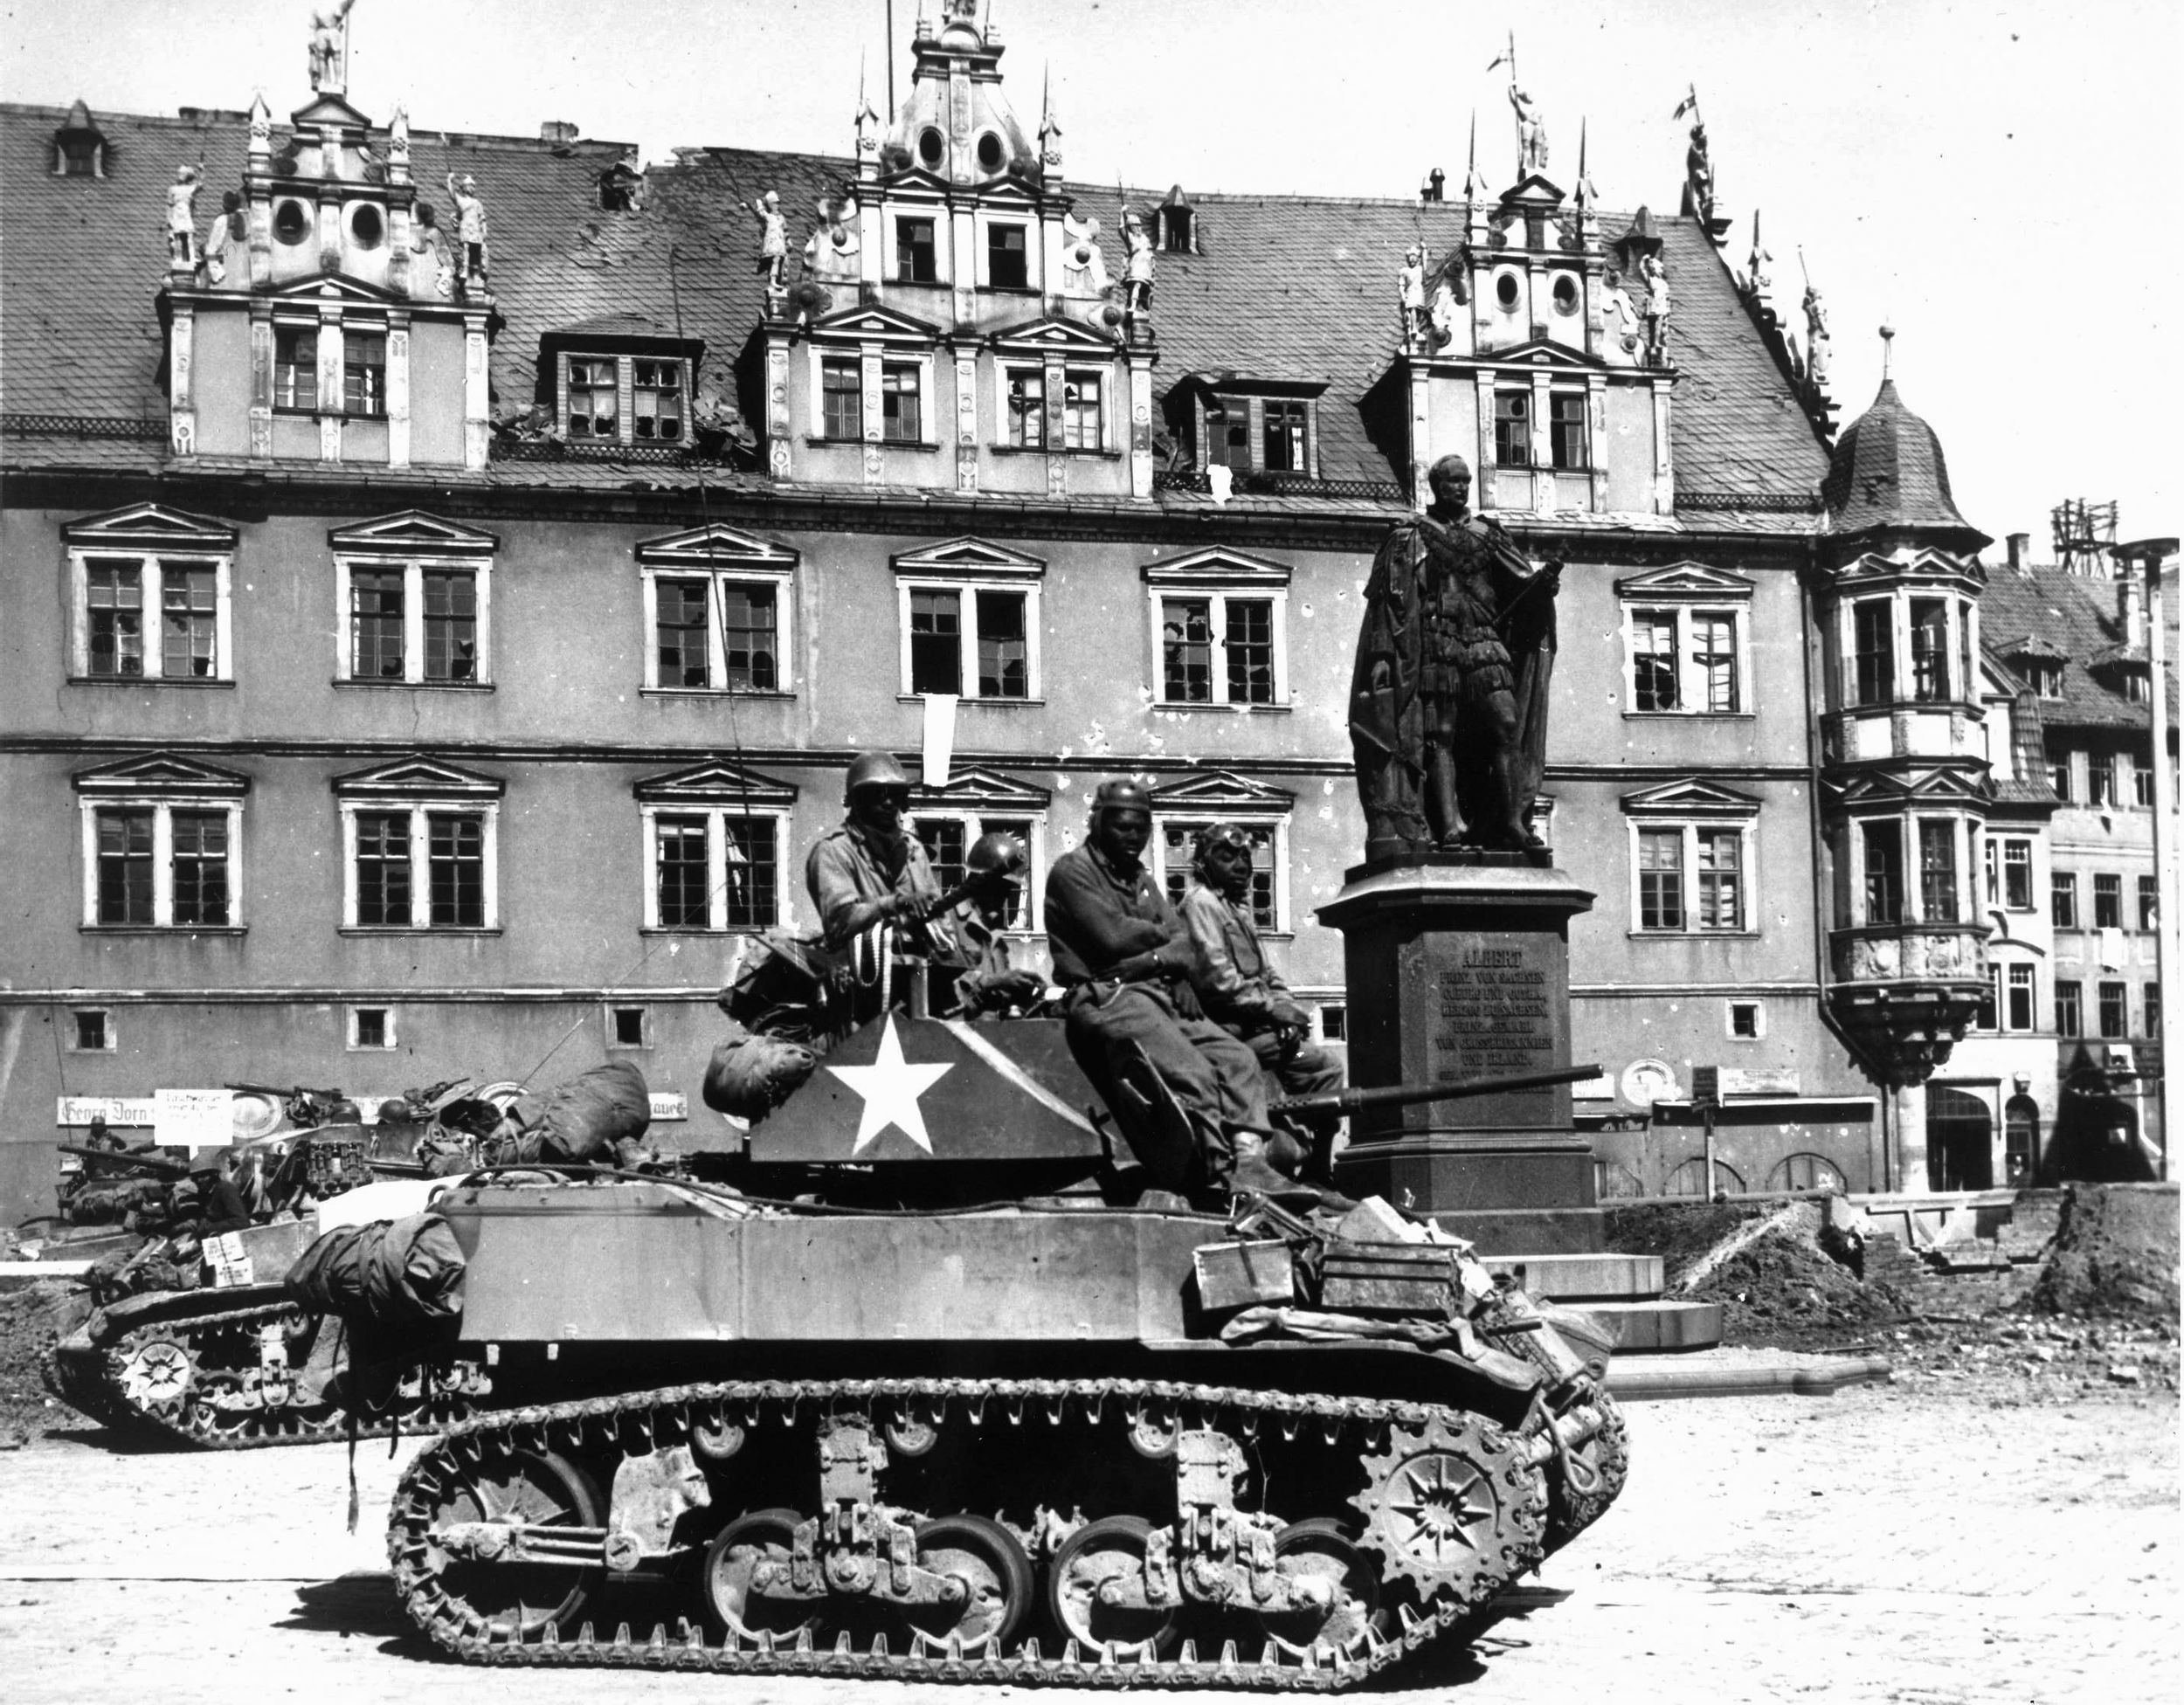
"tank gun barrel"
58,1142,189,1177
1268,1061,1604,1119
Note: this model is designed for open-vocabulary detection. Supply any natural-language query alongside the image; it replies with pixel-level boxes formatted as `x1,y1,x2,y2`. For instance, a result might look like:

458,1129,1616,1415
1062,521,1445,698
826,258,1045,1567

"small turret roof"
1822,377,1986,544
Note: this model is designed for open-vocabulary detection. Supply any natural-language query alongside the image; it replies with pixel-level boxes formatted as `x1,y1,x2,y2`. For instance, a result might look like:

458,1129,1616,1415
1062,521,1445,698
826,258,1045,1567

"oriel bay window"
1918,818,1961,921
1910,598,1950,701
637,525,798,695
1851,599,1894,705
1837,587,1976,709
1862,821,1904,924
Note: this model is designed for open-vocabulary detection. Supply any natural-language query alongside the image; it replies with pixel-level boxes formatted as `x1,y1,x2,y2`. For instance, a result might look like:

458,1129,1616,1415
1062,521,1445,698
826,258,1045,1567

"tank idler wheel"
908,1513,1035,1653
703,1508,825,1646
425,1447,603,1641
1047,1514,1179,1659
1253,1517,1384,1660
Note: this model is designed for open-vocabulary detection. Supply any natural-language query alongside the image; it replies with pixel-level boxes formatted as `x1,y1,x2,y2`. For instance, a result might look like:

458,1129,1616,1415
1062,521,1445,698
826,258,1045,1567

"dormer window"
556,352,693,445
897,217,938,283
2029,662,2063,698
1262,401,1307,473
1156,189,1199,254
987,224,1029,289
52,102,106,177
1171,380,1326,480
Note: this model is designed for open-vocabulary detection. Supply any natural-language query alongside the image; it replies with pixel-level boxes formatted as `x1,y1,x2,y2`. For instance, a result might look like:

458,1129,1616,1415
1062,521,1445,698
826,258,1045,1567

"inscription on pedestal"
1434,946,1555,1073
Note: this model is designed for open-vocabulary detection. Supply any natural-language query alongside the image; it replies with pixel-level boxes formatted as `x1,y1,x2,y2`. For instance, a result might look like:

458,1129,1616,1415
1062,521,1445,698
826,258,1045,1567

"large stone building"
1,8,2139,1218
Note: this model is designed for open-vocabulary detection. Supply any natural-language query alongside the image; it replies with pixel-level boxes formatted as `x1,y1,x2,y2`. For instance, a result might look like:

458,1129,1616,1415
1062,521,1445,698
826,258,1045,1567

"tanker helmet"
1089,778,1152,823
1190,822,1254,879
843,749,911,802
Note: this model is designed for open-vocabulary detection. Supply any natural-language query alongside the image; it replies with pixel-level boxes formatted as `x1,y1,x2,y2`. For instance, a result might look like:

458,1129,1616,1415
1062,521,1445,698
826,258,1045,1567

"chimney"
1421,166,1445,204
2007,532,2029,575
540,120,579,144
2122,569,2147,649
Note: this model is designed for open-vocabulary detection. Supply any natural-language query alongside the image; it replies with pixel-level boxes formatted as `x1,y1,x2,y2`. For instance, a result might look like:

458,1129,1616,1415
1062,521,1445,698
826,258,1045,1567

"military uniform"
1045,842,1274,1183
804,820,949,953
1178,880,1345,1104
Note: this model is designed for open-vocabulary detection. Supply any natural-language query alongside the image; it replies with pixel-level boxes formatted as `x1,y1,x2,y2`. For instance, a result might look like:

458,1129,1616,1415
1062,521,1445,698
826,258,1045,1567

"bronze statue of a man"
1349,453,1560,859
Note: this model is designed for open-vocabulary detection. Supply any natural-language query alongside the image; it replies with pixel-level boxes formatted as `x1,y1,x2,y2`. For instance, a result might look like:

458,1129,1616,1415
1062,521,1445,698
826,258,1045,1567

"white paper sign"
154,1088,235,1150
203,1231,253,1287
648,1092,688,1122
921,693,958,788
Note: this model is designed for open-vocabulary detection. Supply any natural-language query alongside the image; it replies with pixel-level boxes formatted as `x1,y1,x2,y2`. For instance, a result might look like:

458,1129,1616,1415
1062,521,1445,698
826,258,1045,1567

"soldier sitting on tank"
939,831,1050,1018
1044,780,1303,1203
186,1148,252,1235
805,750,951,950
1178,824,1348,1174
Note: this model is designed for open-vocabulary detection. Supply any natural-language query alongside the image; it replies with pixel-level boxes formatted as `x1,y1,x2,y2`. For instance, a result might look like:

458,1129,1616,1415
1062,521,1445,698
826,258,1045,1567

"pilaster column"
1126,349,1156,498
764,330,793,480
1530,370,1554,515
247,306,273,459
1474,376,1497,511
386,311,411,466
1407,361,1433,513
168,300,197,456
462,314,490,470
1651,377,1675,514
861,343,884,486
1042,355,1067,497
316,307,343,461
1586,374,1608,514
951,342,978,494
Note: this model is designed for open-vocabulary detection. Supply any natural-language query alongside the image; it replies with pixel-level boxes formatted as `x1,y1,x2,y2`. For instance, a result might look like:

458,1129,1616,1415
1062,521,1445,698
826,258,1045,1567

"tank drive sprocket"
1346,1412,1546,1603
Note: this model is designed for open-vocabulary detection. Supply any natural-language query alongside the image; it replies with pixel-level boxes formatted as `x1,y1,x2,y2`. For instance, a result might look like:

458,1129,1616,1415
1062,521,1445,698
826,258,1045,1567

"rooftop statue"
1398,245,1428,347
1120,209,1154,320
1640,251,1670,362
1509,86,1548,175
1803,283,1832,383
1684,121,1712,212
750,190,787,293
1349,453,1561,858
308,0,357,94
444,171,489,294
203,189,244,285
165,162,203,269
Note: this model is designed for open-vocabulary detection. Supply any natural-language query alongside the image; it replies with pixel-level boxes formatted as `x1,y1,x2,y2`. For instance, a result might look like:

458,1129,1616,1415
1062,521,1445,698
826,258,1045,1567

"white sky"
4,0,2176,555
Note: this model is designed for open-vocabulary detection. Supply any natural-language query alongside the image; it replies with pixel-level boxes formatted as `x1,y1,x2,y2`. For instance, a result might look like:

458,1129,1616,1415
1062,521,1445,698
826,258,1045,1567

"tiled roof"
3,102,1832,507
1977,563,2179,732
1821,377,1984,542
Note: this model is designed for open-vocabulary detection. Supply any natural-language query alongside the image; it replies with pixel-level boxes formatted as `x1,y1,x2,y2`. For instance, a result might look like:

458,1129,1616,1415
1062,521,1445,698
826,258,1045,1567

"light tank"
379,984,1628,1688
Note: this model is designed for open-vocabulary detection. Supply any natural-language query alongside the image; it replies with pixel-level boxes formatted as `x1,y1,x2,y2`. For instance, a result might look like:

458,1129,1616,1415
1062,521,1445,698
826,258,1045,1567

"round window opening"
1552,274,1579,314
976,132,1006,174
917,128,946,169
273,199,310,245
1495,273,1521,310
349,204,384,249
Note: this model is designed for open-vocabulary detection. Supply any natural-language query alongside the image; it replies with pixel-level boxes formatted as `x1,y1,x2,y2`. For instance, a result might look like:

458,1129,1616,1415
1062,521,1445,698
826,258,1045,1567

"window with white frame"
65,507,238,685
331,514,496,687
1626,605,1743,713
74,754,247,931
1624,796,1757,935
1061,370,1104,451
881,362,924,443
1006,368,1046,448
638,526,798,695
1144,549,1291,710
639,808,790,931
335,762,501,931
1153,816,1285,932
1983,835,2034,910
891,541,1045,702
273,324,318,411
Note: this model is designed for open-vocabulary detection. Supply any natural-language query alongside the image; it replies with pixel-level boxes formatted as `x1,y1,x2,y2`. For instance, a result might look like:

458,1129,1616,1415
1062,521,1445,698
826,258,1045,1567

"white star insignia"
826,1014,954,1156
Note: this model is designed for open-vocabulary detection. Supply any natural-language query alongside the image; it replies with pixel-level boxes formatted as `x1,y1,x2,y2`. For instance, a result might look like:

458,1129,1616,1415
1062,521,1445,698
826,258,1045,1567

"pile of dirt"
2022,1183,2180,1322
0,1281,91,1442
1608,1198,1915,1351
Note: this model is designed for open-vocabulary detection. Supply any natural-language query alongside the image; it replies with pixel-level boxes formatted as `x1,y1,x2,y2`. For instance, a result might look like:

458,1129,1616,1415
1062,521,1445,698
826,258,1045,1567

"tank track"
389,1374,1573,1689
63,1297,479,1450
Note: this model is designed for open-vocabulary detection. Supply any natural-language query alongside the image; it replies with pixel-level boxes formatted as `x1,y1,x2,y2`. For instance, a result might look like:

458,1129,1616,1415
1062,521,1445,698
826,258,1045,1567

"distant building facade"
0,10,2151,1218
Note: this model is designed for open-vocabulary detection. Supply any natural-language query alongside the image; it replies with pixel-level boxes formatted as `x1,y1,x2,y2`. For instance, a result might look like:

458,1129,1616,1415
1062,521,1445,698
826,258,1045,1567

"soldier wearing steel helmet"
804,750,948,952
943,831,1049,1018
1044,780,1297,1201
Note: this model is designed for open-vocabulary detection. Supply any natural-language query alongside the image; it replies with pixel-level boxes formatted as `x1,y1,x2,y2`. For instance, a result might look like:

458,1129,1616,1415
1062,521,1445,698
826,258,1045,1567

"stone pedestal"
1319,854,1604,1253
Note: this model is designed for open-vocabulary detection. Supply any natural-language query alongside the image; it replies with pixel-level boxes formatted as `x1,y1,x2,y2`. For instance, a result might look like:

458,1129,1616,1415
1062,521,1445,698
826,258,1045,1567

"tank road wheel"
1254,1517,1384,1660
114,1336,194,1416
702,1508,824,1646
1351,1416,1537,1605
909,1514,1034,1653
1047,1514,1179,1659
425,1448,603,1640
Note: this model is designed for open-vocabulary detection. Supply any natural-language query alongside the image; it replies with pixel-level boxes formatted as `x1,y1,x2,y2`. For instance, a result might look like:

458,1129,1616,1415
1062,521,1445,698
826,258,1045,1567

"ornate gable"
1146,771,1296,814
61,503,236,552
808,301,943,344
891,537,1045,579
909,765,1051,811
1619,779,1762,818
635,523,798,569
331,755,504,799
1139,546,1292,588
1614,562,1755,600
328,511,500,556
73,751,251,797
988,314,1124,358
631,759,798,808
1828,765,1992,808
